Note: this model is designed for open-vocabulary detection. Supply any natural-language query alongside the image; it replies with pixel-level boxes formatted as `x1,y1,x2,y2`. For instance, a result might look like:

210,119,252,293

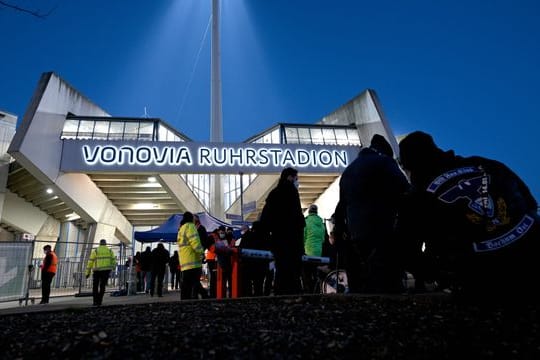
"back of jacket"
86,245,116,275
177,222,204,271
260,180,305,255
411,154,539,255
152,247,170,271
304,214,325,257
339,148,409,241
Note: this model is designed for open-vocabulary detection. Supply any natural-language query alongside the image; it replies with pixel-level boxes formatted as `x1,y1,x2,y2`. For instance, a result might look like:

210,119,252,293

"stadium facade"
1,72,398,251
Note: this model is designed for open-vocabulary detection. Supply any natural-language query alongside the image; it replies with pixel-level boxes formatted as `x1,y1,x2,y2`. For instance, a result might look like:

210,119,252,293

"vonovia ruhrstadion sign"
60,140,361,174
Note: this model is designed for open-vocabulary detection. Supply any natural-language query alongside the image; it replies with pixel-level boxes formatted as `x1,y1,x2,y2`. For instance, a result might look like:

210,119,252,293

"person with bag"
85,239,117,306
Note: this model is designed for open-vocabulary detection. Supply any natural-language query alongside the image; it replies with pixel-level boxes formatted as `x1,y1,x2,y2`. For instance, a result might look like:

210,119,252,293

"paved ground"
0,289,183,315
1,290,540,359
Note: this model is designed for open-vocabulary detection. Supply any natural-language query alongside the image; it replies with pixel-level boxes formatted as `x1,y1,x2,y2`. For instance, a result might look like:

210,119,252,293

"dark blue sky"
1,0,539,201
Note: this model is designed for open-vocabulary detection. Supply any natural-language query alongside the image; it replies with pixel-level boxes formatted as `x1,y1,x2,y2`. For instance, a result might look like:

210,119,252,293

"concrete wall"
7,72,133,243
319,89,399,158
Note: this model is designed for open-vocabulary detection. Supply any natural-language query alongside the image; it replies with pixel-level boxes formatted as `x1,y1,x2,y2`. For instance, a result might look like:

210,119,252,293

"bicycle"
316,267,348,294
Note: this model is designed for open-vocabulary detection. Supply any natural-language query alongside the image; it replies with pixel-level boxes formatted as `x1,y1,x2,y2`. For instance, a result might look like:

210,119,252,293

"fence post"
216,262,223,299
231,248,239,298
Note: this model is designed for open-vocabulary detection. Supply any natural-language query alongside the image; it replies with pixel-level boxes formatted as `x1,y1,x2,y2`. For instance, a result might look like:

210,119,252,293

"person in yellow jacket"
85,239,117,306
177,211,204,300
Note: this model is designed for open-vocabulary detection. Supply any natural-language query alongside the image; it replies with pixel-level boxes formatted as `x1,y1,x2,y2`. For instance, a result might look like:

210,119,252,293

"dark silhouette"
169,250,181,290
260,167,305,295
398,130,540,301
239,221,270,297
150,243,170,297
339,134,409,293
140,246,152,293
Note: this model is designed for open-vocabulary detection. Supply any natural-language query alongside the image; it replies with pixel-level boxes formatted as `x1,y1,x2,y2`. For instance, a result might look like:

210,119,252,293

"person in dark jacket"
260,167,305,295
169,250,181,290
140,246,152,293
150,243,170,297
398,131,540,301
339,134,410,293
133,251,142,292
239,221,271,297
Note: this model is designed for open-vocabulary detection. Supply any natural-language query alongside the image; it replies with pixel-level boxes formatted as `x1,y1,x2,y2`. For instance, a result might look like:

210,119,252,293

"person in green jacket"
303,204,327,293
85,239,117,306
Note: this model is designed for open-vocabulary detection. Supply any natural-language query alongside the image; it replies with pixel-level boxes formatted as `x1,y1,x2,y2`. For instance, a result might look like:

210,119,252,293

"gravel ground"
1,294,539,359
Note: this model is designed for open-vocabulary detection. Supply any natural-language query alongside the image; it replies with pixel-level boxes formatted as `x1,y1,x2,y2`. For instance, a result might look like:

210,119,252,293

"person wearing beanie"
260,167,305,295
339,134,410,293
370,134,394,157
397,130,540,301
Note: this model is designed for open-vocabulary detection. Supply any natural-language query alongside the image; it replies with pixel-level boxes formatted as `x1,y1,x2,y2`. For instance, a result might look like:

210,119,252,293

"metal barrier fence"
216,248,331,299
0,240,132,304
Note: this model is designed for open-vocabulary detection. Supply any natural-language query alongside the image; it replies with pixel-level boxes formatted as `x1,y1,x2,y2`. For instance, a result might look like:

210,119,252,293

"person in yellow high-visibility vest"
177,212,204,300
85,239,117,306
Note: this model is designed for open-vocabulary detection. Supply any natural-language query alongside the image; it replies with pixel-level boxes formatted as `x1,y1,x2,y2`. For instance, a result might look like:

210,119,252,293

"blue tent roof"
134,212,236,243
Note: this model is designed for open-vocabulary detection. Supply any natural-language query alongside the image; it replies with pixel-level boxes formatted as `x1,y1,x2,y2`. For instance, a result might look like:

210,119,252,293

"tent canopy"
134,212,236,243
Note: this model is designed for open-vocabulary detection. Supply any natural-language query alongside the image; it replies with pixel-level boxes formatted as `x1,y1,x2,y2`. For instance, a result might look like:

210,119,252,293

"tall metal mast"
210,0,223,217
211,0,223,142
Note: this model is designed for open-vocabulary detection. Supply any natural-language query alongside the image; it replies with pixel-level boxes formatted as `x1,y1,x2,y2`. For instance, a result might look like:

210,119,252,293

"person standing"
302,204,326,293
150,242,170,297
177,211,205,300
205,229,218,298
85,239,117,306
169,250,181,290
260,167,305,295
40,245,57,304
215,225,233,297
140,246,152,293
339,134,410,293
194,214,210,250
239,221,270,297
193,214,211,298
134,251,142,292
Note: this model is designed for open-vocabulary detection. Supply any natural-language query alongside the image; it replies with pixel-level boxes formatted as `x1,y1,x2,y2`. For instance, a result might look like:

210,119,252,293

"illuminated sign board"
60,140,360,174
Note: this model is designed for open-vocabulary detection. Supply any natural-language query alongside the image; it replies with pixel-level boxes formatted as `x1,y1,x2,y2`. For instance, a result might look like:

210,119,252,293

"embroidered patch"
472,215,534,252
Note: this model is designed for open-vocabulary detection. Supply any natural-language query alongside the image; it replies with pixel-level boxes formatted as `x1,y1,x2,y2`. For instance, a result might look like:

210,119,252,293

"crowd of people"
253,131,540,300
39,130,540,304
